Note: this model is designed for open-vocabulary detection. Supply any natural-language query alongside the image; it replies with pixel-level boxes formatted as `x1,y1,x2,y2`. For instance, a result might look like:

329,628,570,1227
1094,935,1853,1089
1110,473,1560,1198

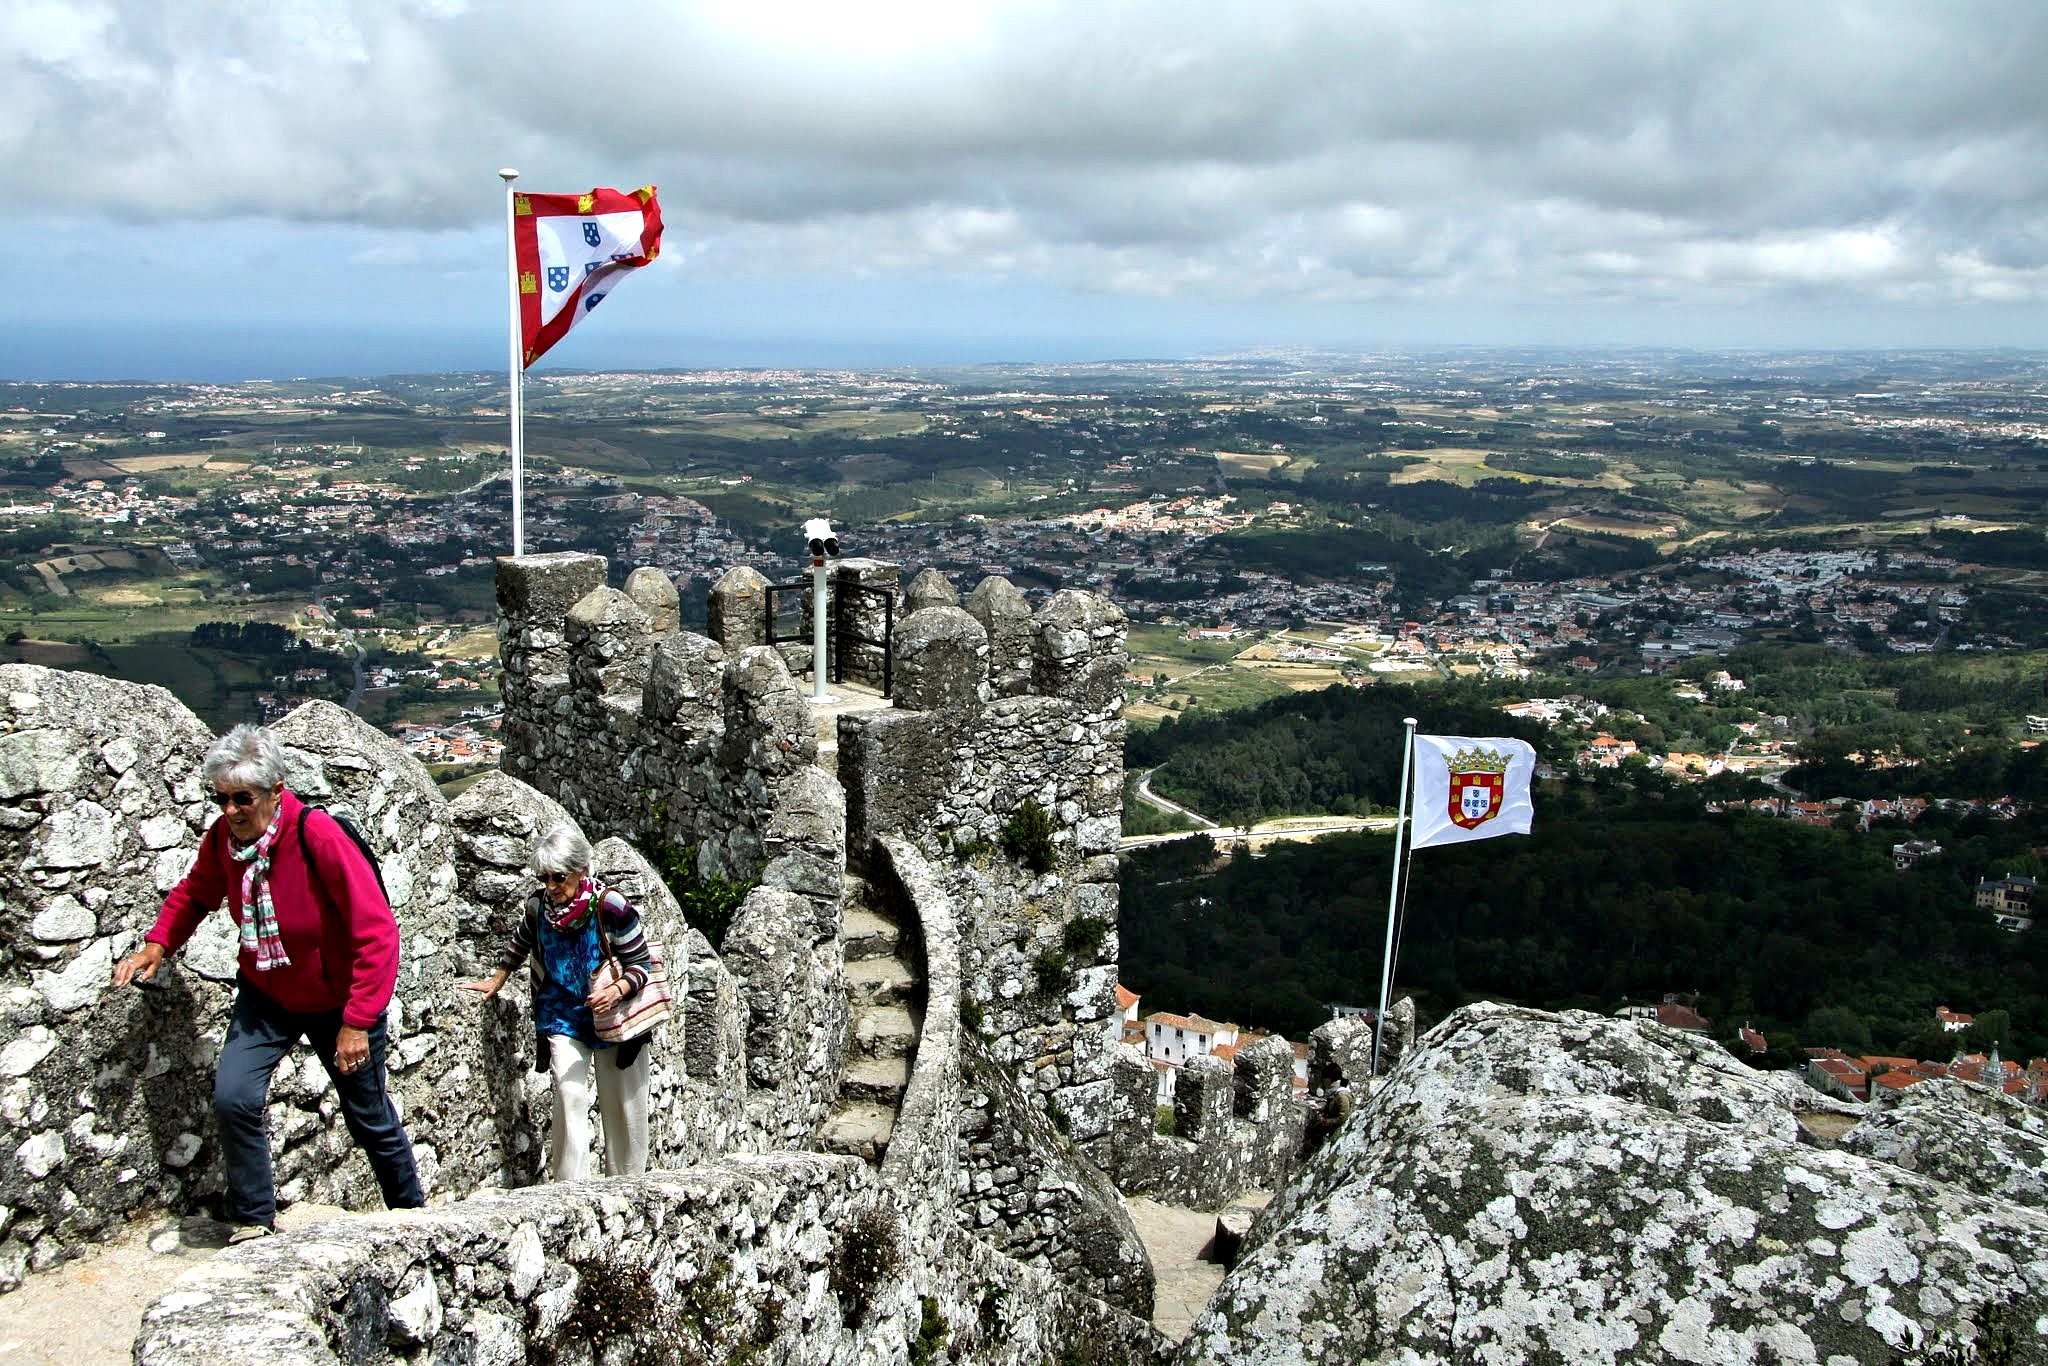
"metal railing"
835,584,894,698
764,581,895,697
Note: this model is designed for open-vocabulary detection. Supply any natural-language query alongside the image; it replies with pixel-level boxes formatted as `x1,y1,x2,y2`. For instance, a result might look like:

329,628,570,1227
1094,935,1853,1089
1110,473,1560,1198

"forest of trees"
1129,681,1549,824
190,620,294,653
1120,780,2048,1062
1121,665,2048,1064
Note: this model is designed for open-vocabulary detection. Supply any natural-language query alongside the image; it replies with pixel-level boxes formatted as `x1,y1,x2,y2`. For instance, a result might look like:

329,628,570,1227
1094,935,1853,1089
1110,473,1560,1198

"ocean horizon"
0,321,1111,385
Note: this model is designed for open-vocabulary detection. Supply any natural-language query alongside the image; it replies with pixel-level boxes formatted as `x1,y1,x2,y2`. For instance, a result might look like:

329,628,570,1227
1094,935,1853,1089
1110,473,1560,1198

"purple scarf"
545,875,600,932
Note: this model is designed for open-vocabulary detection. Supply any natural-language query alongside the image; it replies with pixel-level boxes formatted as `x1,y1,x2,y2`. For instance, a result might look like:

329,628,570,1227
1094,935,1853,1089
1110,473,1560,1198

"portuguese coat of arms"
1444,744,1511,830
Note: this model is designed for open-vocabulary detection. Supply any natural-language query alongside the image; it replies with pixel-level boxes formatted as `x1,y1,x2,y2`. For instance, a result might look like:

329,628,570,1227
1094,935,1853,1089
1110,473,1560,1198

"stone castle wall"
879,837,1153,1316
495,553,1151,1300
134,1153,1171,1366
1107,1040,1306,1211
837,587,1130,1165
0,667,841,1290
494,552,848,1145
1100,1005,1415,1210
496,551,1130,1161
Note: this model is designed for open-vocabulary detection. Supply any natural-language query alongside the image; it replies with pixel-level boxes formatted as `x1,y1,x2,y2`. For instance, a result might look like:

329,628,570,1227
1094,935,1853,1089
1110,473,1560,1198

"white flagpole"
1374,716,1418,1076
499,168,525,558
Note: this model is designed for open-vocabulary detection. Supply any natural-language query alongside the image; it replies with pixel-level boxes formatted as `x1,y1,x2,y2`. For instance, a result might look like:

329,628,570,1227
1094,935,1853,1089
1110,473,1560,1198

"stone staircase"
815,875,923,1162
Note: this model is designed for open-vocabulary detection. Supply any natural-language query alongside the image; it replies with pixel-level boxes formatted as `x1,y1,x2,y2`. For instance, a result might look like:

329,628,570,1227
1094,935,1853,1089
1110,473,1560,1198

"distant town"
3,352,2044,1074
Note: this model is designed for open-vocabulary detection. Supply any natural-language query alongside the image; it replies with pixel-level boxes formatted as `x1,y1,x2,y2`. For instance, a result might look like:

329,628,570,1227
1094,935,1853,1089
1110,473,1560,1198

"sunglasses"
540,871,578,885
211,789,264,809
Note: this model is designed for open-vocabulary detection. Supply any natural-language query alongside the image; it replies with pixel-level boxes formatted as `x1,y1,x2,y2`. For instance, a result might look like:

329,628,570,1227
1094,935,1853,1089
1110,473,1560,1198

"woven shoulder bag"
589,892,673,1043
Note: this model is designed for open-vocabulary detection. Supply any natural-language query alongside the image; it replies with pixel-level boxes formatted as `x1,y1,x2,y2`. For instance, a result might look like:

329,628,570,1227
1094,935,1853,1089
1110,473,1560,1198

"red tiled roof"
1145,1010,1232,1035
1115,984,1139,1011
1655,1003,1712,1032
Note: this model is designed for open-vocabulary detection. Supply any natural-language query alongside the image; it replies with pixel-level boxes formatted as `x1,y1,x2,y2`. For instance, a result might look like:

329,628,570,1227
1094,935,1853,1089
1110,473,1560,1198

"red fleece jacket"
146,789,400,1029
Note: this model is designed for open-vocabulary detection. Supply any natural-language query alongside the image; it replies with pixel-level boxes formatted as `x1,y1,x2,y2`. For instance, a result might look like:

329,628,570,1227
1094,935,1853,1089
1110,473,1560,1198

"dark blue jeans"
213,981,424,1226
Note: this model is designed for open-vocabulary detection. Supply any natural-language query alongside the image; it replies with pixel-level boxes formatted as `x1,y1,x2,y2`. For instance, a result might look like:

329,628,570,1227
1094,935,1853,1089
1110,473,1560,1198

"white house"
1145,1010,1237,1067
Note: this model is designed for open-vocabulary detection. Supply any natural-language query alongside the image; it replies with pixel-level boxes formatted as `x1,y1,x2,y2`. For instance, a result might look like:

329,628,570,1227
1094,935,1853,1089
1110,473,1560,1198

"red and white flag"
513,186,663,368
1409,734,1536,850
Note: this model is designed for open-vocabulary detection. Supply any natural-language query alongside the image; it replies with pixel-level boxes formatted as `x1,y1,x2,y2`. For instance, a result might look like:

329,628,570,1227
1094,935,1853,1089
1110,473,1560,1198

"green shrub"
1032,947,1071,996
640,798,756,949
908,1296,950,1366
542,1255,778,1366
1062,914,1109,961
830,1205,903,1328
1000,797,1057,873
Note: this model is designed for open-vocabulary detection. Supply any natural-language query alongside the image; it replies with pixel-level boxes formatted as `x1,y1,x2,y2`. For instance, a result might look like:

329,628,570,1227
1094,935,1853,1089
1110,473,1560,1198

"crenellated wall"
496,552,844,913
0,666,845,1290
1107,1040,1306,1211
837,587,1129,1165
1101,1006,1416,1211
493,552,849,1147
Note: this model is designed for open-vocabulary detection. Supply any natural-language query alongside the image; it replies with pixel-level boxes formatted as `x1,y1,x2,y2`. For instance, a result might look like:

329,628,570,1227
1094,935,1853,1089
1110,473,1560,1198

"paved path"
1132,767,1217,828
0,1204,346,1366
1123,1195,1227,1341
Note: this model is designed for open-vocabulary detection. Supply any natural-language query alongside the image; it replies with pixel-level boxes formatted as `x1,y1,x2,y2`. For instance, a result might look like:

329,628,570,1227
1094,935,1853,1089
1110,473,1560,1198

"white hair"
201,724,288,792
530,821,593,878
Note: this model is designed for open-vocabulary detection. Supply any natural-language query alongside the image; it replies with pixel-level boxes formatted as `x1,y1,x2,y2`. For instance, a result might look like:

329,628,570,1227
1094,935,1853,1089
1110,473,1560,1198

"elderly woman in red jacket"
111,723,423,1243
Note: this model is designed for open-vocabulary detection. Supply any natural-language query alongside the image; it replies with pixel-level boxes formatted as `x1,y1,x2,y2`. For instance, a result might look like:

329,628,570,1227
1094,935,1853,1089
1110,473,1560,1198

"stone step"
852,1004,920,1061
840,873,888,918
847,955,916,1008
844,1054,910,1105
843,907,902,963
816,1101,896,1163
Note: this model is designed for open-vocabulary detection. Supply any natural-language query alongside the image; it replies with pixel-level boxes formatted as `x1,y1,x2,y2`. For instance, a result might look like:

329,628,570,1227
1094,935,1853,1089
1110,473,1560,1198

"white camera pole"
803,518,839,702
811,552,829,701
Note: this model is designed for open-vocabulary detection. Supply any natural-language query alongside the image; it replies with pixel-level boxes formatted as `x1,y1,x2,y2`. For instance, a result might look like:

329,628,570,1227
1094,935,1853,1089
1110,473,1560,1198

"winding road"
1125,766,1395,850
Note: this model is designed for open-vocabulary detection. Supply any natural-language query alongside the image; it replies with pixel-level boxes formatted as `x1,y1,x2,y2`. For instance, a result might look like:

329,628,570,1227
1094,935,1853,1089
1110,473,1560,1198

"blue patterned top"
533,913,608,1047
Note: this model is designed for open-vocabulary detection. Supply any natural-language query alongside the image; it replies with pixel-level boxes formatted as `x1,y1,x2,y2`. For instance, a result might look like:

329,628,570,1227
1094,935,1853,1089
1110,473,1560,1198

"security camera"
803,517,840,558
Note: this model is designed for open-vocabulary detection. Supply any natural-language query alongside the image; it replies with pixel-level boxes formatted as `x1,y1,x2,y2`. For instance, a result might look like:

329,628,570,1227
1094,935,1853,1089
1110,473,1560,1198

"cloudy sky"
4,0,2046,379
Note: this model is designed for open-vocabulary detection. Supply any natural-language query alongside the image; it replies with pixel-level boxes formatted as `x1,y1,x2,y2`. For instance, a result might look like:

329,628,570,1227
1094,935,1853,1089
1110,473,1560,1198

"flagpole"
1374,716,1418,1076
499,168,525,558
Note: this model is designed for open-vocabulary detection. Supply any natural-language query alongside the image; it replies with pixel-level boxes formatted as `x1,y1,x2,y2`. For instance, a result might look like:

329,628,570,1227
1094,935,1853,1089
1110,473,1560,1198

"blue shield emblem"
545,266,570,292
582,222,602,248
584,261,601,276
583,293,605,312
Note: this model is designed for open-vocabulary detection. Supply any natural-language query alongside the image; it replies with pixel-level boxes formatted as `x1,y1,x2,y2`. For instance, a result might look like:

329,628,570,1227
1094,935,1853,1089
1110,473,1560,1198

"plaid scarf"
231,808,291,971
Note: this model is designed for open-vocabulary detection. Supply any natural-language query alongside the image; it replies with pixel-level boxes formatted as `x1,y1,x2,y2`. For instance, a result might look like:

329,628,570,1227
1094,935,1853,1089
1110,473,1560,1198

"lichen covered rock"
1180,1002,2048,1365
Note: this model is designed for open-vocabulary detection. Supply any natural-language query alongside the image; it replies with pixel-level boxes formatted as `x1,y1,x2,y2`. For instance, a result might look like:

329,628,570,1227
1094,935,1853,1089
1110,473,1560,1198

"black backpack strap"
296,807,322,883
295,807,341,920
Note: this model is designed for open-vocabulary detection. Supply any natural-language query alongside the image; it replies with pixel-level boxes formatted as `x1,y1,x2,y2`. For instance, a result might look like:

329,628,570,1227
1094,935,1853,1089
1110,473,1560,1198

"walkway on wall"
0,1203,348,1366
814,872,922,1162
803,679,892,778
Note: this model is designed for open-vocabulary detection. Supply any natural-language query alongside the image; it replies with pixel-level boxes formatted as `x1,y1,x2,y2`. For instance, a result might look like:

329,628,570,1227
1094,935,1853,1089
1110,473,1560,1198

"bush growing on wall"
1001,797,1057,873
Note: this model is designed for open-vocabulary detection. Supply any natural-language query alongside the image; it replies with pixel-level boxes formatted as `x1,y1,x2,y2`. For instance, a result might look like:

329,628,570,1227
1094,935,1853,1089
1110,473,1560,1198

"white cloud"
4,0,2047,342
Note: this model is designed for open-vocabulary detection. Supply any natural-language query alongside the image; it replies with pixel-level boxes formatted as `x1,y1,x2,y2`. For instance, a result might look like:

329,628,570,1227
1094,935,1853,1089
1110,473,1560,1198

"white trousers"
546,1036,649,1182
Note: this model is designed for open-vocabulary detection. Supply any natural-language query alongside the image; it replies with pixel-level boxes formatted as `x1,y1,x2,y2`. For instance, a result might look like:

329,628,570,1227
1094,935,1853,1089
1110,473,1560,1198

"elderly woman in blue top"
462,822,654,1180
